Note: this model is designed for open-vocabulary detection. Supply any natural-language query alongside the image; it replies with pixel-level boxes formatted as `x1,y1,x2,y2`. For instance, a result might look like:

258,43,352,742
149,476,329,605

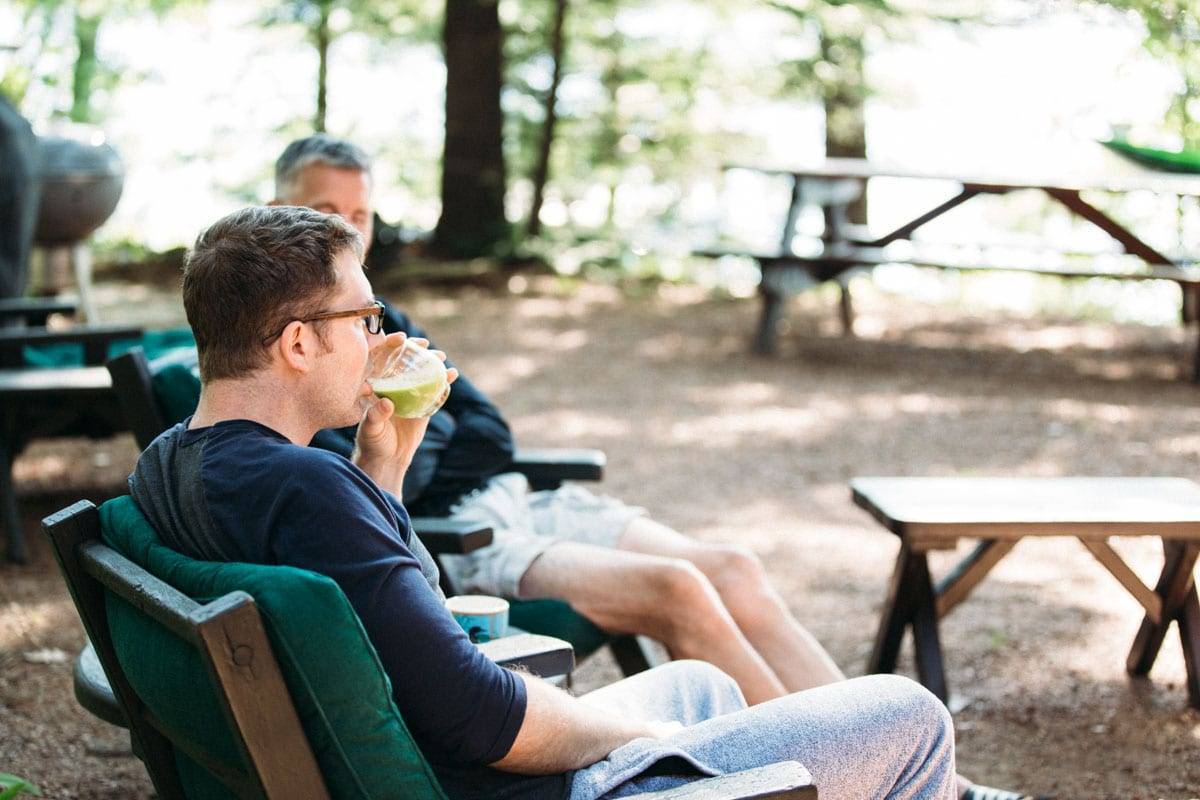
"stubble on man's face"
313,250,379,430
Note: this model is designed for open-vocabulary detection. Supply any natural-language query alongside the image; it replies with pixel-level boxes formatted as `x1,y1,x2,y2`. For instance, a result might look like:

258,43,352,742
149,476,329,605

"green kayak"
1101,138,1200,174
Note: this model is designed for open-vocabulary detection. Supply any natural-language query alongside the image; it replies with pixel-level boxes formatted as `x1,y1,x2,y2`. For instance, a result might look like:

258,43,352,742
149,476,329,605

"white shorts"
436,472,646,597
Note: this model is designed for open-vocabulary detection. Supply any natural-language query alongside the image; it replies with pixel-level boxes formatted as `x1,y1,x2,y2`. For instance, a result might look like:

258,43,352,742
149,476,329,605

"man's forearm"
352,450,410,497
490,673,658,775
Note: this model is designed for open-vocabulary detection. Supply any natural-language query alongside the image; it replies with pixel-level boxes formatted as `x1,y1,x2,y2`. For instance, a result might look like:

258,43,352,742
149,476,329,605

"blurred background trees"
1,0,1194,265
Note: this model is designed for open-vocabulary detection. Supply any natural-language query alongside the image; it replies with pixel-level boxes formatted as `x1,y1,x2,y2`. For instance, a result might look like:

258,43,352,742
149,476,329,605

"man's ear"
276,320,314,374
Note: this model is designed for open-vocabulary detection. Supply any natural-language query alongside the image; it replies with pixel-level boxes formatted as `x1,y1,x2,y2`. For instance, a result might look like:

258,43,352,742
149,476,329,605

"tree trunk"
526,0,569,238
314,1,331,133
433,0,510,258
70,12,101,124
819,30,867,225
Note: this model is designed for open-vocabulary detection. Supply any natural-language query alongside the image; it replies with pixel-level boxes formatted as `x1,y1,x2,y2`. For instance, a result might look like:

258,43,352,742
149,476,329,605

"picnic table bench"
0,323,144,562
700,158,1200,379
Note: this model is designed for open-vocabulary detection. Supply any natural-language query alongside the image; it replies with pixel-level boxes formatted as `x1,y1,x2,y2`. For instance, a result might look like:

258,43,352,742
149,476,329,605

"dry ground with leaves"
2,275,1199,798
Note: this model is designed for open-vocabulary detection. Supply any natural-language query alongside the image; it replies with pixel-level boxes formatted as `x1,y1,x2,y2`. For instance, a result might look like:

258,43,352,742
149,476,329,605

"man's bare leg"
616,517,845,692
616,521,996,800
518,542,788,704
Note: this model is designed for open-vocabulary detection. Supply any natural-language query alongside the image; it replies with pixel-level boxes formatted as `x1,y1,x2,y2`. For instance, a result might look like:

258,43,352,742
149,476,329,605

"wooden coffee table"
851,476,1200,708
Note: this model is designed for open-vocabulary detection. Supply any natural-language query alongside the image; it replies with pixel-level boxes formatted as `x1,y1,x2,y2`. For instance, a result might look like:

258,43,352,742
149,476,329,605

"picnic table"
702,158,1200,379
851,476,1200,709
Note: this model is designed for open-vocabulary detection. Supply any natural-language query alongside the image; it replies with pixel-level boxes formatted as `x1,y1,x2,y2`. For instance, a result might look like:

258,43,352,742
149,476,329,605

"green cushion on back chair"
148,350,202,426
98,495,448,800
23,326,196,369
508,599,610,661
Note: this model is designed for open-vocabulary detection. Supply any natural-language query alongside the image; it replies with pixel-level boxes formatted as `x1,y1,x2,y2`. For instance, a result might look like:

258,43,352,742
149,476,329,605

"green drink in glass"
368,339,450,418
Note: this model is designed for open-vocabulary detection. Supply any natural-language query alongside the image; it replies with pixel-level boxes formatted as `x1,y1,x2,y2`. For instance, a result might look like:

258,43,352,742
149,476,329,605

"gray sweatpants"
569,661,957,800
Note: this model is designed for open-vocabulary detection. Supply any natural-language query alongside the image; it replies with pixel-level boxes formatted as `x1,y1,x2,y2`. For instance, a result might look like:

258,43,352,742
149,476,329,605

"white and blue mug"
445,595,510,643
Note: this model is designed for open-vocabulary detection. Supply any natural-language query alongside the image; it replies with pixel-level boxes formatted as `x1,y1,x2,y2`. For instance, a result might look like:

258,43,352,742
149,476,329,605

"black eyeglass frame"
261,300,386,345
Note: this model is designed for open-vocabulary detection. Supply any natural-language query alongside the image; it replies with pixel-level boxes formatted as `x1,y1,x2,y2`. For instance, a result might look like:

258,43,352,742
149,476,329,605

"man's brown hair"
183,205,363,382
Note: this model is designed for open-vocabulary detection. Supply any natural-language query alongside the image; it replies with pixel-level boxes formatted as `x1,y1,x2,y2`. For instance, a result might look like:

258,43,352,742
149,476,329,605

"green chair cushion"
23,326,196,369
1102,138,1200,175
148,349,202,426
98,495,447,800
508,599,610,660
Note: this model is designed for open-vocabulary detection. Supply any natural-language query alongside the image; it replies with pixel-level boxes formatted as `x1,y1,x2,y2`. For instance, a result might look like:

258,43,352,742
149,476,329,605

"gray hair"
274,134,372,199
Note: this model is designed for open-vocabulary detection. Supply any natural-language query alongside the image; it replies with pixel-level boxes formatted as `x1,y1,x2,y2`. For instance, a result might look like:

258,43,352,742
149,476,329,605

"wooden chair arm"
476,633,574,678
623,762,816,800
511,447,605,490
410,517,493,555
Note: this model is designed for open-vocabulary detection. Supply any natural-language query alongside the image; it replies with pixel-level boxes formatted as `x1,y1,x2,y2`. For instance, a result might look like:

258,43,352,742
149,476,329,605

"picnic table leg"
1127,541,1200,697
867,545,949,702
754,286,784,355
0,437,25,563
868,544,920,675
908,552,948,702
838,282,854,335
1179,584,1200,708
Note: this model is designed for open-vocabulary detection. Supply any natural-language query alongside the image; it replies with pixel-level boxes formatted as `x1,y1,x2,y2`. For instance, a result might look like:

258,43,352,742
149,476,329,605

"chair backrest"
107,346,201,450
44,497,449,800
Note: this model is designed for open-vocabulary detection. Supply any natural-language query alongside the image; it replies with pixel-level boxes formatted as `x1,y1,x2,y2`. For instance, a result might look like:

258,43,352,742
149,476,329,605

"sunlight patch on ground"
851,392,971,421
515,410,632,441
1042,398,1141,425
459,354,544,396
1156,434,1200,457
0,600,73,652
513,286,623,319
681,380,780,406
509,328,590,354
659,406,830,448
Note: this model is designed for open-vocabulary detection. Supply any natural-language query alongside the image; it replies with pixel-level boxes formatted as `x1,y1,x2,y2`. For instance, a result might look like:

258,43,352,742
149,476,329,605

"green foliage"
5,0,197,120
1089,1,1200,147
0,773,41,800
505,0,758,243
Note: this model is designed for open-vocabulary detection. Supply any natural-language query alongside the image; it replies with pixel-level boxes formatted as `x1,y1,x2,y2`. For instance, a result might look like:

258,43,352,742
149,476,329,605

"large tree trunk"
313,1,331,133
433,0,510,258
70,12,101,123
819,30,867,225
526,0,569,238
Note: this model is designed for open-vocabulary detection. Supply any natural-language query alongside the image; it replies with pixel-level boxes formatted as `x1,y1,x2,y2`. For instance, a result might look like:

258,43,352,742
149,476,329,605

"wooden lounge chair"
44,499,816,800
105,346,661,675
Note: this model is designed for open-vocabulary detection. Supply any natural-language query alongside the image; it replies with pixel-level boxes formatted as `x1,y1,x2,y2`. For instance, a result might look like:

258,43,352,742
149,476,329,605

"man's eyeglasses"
262,300,386,345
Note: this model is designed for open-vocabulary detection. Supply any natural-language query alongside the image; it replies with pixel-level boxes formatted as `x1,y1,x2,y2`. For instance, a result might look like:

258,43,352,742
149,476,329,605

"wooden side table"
851,477,1200,708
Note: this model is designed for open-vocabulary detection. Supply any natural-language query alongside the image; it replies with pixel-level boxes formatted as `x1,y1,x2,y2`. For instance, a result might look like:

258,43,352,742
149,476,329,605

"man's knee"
648,560,736,641
655,659,748,716
692,545,772,604
856,674,953,741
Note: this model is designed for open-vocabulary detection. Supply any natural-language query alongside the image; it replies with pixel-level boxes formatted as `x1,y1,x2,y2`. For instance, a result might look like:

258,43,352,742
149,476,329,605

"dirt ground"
3,275,1200,799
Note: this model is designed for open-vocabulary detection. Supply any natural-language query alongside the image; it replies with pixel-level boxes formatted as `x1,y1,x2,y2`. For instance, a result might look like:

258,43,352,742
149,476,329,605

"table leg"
837,281,854,335
1127,541,1200,679
869,544,920,674
754,287,784,356
0,439,26,563
868,545,949,701
909,553,948,702
1178,585,1200,708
